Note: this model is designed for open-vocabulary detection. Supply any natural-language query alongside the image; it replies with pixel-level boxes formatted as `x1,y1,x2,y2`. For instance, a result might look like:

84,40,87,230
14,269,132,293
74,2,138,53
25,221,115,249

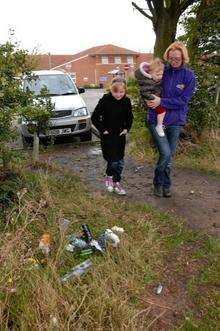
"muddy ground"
41,139,220,237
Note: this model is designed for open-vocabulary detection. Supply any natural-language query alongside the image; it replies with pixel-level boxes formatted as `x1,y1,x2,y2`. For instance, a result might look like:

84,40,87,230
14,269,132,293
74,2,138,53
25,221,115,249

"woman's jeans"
106,159,124,182
148,125,182,188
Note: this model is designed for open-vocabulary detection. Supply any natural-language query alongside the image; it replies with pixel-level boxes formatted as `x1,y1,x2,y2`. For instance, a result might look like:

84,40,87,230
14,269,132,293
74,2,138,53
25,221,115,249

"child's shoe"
155,125,165,137
105,176,114,192
114,182,126,195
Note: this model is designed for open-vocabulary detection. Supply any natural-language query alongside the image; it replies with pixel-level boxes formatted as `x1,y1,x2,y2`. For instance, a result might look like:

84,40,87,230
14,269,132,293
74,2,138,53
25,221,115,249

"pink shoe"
105,176,114,192
114,182,126,195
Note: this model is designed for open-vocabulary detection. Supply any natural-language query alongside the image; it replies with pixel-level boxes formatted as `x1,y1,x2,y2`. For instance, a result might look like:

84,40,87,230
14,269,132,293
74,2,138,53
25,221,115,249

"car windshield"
24,74,77,96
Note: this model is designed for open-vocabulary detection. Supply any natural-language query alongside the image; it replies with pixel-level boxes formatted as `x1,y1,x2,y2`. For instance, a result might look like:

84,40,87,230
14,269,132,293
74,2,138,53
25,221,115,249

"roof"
90,44,139,55
136,53,154,63
29,44,141,70
29,54,76,70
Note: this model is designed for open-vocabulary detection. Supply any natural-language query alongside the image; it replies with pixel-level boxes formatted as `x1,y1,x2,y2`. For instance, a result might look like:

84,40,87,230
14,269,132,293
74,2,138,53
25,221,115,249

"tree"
132,0,198,57
0,38,54,171
0,40,32,170
21,87,53,162
179,0,220,135
179,0,219,62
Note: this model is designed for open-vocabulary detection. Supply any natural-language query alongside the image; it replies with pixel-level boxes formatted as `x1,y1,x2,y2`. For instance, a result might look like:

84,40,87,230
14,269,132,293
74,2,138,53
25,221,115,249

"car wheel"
80,129,92,142
22,135,33,148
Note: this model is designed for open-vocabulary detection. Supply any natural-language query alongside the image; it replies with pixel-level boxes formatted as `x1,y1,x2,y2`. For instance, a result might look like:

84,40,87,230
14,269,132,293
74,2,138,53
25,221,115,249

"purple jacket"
147,64,196,126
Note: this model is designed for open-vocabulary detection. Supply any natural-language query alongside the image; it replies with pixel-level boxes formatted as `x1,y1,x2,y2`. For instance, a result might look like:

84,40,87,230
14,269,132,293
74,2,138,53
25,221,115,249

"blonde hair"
148,58,164,72
163,41,189,64
110,77,126,93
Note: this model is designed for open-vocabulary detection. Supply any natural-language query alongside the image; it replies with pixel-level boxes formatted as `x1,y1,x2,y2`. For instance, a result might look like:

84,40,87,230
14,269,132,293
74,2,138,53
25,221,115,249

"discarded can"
39,233,51,255
97,232,107,251
61,259,92,282
156,283,163,295
90,239,104,253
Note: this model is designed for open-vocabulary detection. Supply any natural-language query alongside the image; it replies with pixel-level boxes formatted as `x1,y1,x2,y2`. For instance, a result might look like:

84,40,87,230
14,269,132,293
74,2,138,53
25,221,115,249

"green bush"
187,63,220,136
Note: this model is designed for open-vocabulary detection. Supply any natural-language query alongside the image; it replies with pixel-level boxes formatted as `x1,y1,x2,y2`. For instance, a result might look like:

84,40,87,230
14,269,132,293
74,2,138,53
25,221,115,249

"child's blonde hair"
110,77,126,93
148,58,164,72
163,41,189,64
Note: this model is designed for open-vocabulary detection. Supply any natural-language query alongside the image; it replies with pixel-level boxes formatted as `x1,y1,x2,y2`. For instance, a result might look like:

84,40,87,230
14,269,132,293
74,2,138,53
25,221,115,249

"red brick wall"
35,49,153,88
62,54,144,87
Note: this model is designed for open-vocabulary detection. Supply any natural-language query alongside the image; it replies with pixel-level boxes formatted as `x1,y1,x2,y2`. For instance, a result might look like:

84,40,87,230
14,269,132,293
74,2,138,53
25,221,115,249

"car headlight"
73,107,88,117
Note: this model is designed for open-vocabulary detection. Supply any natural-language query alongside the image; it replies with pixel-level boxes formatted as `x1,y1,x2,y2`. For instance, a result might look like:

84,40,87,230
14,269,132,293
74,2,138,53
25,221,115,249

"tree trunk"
153,15,178,57
33,132,39,163
153,3,179,57
132,0,195,58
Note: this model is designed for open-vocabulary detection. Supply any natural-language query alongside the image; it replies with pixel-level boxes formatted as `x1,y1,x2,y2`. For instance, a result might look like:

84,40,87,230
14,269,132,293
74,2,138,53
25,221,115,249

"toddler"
135,58,166,137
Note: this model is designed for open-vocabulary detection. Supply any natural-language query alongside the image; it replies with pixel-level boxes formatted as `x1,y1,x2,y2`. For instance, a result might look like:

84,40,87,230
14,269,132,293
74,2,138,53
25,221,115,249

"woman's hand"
120,129,128,136
146,95,161,108
103,130,109,135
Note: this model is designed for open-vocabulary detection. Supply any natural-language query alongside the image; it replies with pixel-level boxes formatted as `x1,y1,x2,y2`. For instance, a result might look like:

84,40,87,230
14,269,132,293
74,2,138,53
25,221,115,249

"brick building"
32,44,153,87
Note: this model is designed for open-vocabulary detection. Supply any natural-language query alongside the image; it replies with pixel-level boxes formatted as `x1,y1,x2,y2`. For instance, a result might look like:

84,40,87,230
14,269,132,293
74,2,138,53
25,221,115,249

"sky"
1,0,155,55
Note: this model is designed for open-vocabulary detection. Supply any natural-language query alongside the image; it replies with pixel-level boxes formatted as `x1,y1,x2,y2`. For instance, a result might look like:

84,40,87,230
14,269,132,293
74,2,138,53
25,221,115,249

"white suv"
21,70,92,142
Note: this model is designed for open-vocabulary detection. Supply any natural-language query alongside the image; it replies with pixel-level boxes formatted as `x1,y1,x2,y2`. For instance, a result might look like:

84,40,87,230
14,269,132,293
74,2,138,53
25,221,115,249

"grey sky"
1,0,155,54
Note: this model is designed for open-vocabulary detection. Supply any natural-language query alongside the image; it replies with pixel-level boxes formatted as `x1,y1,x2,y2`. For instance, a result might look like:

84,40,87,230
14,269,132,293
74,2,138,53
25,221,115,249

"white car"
21,70,92,142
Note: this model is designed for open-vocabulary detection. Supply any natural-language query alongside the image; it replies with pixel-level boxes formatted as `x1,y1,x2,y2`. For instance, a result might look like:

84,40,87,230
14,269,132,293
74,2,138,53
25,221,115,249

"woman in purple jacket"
146,41,195,197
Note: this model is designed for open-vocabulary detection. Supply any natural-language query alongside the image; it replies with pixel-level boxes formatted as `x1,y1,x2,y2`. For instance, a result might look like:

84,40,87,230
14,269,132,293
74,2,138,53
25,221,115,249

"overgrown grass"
0,163,219,330
128,120,220,177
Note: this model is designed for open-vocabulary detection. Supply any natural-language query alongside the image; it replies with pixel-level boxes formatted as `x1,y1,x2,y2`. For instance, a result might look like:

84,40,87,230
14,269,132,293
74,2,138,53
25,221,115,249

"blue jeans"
106,159,124,182
148,125,182,188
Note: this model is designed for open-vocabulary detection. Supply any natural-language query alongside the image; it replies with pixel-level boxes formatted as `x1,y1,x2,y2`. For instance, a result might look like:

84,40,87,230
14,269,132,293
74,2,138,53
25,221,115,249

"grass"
0,162,219,330
128,123,220,177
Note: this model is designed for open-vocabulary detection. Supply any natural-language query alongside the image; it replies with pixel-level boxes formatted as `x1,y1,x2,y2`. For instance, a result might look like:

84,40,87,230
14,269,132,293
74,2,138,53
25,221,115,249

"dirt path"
42,140,220,236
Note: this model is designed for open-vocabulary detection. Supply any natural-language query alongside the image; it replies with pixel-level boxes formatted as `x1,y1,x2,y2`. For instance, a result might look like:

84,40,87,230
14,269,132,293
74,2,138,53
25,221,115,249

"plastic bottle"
68,235,87,250
61,259,92,282
81,224,93,242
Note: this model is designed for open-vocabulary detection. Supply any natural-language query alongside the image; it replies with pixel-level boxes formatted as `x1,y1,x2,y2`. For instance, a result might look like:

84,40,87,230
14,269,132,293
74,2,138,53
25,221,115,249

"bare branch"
146,0,155,16
132,1,154,21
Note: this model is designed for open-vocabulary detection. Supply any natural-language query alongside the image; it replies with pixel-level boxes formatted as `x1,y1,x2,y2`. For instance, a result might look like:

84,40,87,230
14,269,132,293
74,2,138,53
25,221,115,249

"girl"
91,77,133,195
135,58,166,137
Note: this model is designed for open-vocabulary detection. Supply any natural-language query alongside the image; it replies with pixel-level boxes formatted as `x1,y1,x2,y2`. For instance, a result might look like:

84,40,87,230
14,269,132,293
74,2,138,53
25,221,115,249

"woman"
146,41,195,197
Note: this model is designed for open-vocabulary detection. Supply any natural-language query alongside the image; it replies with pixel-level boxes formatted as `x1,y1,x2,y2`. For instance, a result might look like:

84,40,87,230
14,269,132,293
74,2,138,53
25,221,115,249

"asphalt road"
82,88,105,137
82,88,105,115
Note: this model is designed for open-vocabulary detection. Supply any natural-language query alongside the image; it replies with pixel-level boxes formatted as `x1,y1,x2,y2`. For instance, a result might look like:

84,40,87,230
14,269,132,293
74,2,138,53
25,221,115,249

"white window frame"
101,56,108,64
127,56,134,64
114,56,121,64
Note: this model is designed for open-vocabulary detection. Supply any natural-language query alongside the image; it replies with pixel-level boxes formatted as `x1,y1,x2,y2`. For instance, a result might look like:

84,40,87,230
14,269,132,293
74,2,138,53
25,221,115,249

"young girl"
135,58,166,137
91,77,133,195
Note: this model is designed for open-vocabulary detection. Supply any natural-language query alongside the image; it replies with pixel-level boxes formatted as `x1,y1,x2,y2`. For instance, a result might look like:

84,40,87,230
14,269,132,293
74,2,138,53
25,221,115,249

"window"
71,72,76,82
114,56,121,64
127,56,134,64
101,56,108,64
24,74,77,96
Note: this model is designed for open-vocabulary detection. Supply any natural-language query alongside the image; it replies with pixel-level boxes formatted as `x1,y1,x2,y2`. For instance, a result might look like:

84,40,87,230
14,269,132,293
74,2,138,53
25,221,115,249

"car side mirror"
78,87,85,94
